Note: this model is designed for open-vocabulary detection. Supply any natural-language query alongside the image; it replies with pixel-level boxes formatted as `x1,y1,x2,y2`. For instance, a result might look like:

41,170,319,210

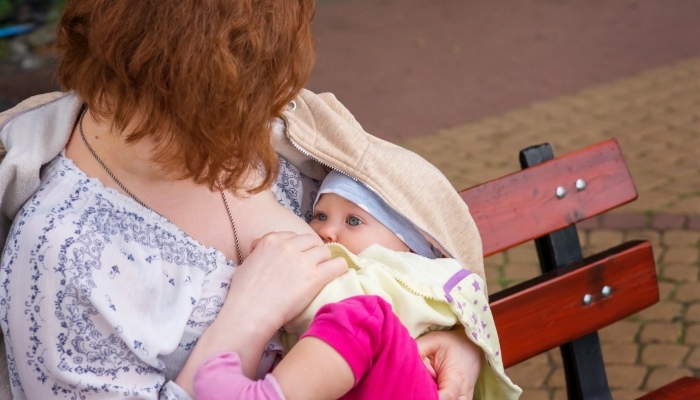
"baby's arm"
194,296,438,400
278,295,439,399
271,337,354,400
192,337,352,400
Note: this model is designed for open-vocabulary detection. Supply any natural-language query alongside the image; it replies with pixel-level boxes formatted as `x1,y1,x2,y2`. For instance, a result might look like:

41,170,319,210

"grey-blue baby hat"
314,171,442,259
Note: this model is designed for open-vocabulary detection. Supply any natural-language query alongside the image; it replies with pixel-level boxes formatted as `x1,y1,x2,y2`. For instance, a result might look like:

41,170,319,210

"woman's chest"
159,157,320,263
233,190,317,256
231,159,321,260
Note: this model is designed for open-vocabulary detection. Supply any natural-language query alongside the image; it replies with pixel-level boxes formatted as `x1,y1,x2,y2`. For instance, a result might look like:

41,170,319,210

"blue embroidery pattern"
272,156,302,218
304,178,323,223
0,154,318,399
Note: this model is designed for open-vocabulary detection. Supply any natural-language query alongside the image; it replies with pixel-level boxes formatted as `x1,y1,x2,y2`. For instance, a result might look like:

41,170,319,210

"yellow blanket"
282,243,522,400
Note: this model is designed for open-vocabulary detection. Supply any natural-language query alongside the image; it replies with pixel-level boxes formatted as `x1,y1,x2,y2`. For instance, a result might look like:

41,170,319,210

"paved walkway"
401,57,700,216
400,58,700,399
309,0,700,143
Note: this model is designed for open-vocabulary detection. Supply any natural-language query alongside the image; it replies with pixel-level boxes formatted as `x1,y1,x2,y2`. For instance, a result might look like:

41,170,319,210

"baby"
193,172,520,400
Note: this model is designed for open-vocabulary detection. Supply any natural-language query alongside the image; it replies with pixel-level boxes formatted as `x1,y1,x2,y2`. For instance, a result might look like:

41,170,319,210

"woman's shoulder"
8,154,95,239
10,153,126,235
0,92,67,126
3,155,121,270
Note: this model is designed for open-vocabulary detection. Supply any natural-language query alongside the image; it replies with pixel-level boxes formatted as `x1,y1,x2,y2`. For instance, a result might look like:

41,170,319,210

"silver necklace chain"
78,107,243,265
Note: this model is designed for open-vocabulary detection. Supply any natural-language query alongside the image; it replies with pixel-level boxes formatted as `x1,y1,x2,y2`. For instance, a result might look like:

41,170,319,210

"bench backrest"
460,139,637,257
461,139,659,399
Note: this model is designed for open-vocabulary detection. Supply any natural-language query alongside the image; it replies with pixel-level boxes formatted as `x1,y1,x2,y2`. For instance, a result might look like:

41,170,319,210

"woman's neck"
65,108,211,213
76,109,173,183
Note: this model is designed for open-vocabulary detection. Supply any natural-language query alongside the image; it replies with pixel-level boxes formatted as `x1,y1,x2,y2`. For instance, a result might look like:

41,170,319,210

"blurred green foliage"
0,0,16,23
51,0,64,22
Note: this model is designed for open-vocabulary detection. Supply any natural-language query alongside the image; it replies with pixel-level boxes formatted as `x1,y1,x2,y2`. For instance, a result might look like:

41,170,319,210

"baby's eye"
347,216,362,226
316,213,328,222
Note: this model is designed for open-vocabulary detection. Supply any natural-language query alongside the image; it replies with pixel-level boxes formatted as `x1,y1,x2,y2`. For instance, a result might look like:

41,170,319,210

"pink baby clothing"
193,295,439,400
194,353,286,400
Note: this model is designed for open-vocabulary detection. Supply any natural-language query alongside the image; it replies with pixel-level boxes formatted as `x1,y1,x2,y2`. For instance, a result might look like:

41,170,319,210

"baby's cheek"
340,236,372,255
382,232,411,253
308,220,321,234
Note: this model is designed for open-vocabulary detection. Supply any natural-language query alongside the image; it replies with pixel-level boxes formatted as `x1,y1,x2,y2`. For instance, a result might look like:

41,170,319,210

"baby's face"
309,193,410,255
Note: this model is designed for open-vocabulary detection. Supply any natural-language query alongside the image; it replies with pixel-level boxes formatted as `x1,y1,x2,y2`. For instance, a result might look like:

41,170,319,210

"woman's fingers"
423,357,438,380
288,232,325,251
250,231,322,254
249,231,298,252
226,230,346,332
416,330,481,400
438,379,467,400
315,256,348,283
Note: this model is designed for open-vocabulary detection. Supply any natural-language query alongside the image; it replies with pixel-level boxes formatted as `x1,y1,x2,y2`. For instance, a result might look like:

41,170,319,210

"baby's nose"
317,224,337,243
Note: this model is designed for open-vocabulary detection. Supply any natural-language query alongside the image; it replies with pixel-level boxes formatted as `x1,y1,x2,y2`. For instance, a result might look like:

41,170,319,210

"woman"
0,0,487,399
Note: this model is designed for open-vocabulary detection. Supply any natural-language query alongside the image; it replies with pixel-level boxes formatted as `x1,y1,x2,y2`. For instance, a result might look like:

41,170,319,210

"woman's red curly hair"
56,0,315,192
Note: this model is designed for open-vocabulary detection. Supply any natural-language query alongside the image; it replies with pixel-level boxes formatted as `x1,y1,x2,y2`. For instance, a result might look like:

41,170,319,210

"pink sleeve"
300,295,438,400
300,296,382,385
193,352,285,400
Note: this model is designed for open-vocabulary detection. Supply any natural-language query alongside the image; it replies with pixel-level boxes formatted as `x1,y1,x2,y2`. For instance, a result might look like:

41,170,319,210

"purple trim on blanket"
443,269,473,303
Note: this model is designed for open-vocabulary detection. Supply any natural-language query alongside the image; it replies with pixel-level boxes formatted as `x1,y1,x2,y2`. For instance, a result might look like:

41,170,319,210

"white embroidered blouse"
0,152,320,399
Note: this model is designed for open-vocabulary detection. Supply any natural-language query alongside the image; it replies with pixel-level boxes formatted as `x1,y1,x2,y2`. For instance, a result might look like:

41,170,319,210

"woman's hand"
175,231,347,395
417,329,483,400
229,231,349,331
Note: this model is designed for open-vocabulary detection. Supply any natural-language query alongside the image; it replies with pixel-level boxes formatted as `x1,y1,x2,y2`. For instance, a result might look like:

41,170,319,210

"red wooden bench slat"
459,139,637,257
490,240,657,368
637,377,700,399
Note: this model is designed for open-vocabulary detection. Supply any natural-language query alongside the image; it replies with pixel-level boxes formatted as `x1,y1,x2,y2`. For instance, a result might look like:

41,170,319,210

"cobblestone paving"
402,57,700,216
400,58,700,399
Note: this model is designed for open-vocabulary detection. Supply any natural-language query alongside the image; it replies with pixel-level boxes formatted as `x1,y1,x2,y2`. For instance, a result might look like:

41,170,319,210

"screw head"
602,285,612,297
576,179,587,191
556,186,567,199
583,293,592,306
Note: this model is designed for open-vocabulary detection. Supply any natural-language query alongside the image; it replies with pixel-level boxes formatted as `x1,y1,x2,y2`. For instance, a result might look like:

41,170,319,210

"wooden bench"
459,138,700,399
